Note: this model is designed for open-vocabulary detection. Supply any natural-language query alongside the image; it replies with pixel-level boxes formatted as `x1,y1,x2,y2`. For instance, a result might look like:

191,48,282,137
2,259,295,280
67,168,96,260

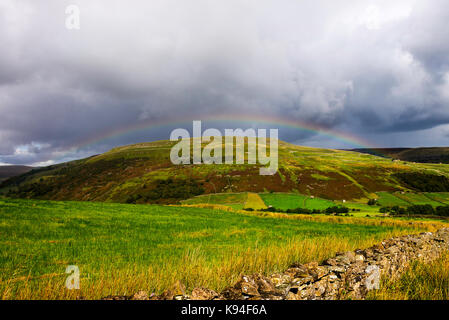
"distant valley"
0,165,34,182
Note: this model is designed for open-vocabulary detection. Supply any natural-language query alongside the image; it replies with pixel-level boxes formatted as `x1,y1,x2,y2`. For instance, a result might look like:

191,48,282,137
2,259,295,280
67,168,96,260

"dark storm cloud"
1,0,449,165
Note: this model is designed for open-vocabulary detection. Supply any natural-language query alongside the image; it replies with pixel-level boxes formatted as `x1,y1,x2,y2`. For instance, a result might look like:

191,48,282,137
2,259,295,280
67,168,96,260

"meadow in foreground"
0,198,435,299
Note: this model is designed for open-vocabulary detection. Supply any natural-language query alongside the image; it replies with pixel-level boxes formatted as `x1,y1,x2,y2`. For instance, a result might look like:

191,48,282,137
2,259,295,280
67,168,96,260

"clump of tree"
367,199,378,206
406,204,435,215
393,172,449,192
324,206,350,214
126,178,204,204
436,206,449,216
285,207,314,214
379,205,405,215
379,204,449,217
7,181,54,198
252,205,350,215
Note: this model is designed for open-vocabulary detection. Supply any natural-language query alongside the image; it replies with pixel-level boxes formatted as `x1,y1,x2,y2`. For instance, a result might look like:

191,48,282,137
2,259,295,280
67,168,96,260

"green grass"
182,191,449,217
225,203,245,210
376,192,411,207
181,193,247,209
333,201,382,217
0,198,424,299
259,193,335,211
376,191,449,208
423,193,449,205
182,191,380,215
393,193,442,206
244,193,267,210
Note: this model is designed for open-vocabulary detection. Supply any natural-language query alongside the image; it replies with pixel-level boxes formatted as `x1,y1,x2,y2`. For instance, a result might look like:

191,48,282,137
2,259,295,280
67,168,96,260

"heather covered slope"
2,139,449,203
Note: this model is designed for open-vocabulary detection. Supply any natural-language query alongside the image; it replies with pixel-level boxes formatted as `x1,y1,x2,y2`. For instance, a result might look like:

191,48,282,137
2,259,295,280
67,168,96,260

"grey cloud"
1,0,449,165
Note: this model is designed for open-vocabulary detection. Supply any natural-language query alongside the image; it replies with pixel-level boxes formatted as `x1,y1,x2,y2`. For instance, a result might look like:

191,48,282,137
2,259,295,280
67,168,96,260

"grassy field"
393,193,442,206
376,192,411,207
181,191,449,217
259,193,335,211
0,198,432,300
376,191,449,208
244,193,267,210
334,201,382,217
421,192,449,205
182,193,247,210
369,252,449,300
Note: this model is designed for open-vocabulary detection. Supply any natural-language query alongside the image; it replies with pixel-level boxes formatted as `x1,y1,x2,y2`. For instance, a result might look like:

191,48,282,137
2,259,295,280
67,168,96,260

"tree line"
380,204,449,217
245,205,356,215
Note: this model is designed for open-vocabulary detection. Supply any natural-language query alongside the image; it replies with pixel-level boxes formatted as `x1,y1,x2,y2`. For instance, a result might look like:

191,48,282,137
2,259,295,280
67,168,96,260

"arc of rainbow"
57,114,378,162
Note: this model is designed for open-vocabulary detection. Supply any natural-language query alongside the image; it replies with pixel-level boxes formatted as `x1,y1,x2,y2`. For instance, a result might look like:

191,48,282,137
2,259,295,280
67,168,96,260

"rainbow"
59,114,378,161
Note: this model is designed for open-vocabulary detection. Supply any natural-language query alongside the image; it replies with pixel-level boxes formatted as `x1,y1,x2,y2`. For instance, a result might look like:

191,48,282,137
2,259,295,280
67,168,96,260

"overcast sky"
1,0,449,166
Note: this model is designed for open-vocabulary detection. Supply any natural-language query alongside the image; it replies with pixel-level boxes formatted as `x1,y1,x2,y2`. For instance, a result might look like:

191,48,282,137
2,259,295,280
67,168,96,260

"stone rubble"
103,228,449,300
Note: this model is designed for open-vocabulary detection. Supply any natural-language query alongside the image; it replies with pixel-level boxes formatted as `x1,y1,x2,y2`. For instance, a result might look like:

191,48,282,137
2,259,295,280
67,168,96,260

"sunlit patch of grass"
181,193,247,206
376,191,411,206
244,193,267,210
394,192,442,206
259,193,334,211
425,192,449,205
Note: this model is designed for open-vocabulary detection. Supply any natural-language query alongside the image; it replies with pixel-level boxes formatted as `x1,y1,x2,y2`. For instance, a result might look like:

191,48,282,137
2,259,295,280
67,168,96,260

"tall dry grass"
1,229,429,300
2,199,447,300
369,252,449,300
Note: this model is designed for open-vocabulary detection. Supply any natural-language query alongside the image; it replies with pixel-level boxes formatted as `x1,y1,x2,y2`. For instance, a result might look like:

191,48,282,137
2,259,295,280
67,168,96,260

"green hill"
2,139,449,203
